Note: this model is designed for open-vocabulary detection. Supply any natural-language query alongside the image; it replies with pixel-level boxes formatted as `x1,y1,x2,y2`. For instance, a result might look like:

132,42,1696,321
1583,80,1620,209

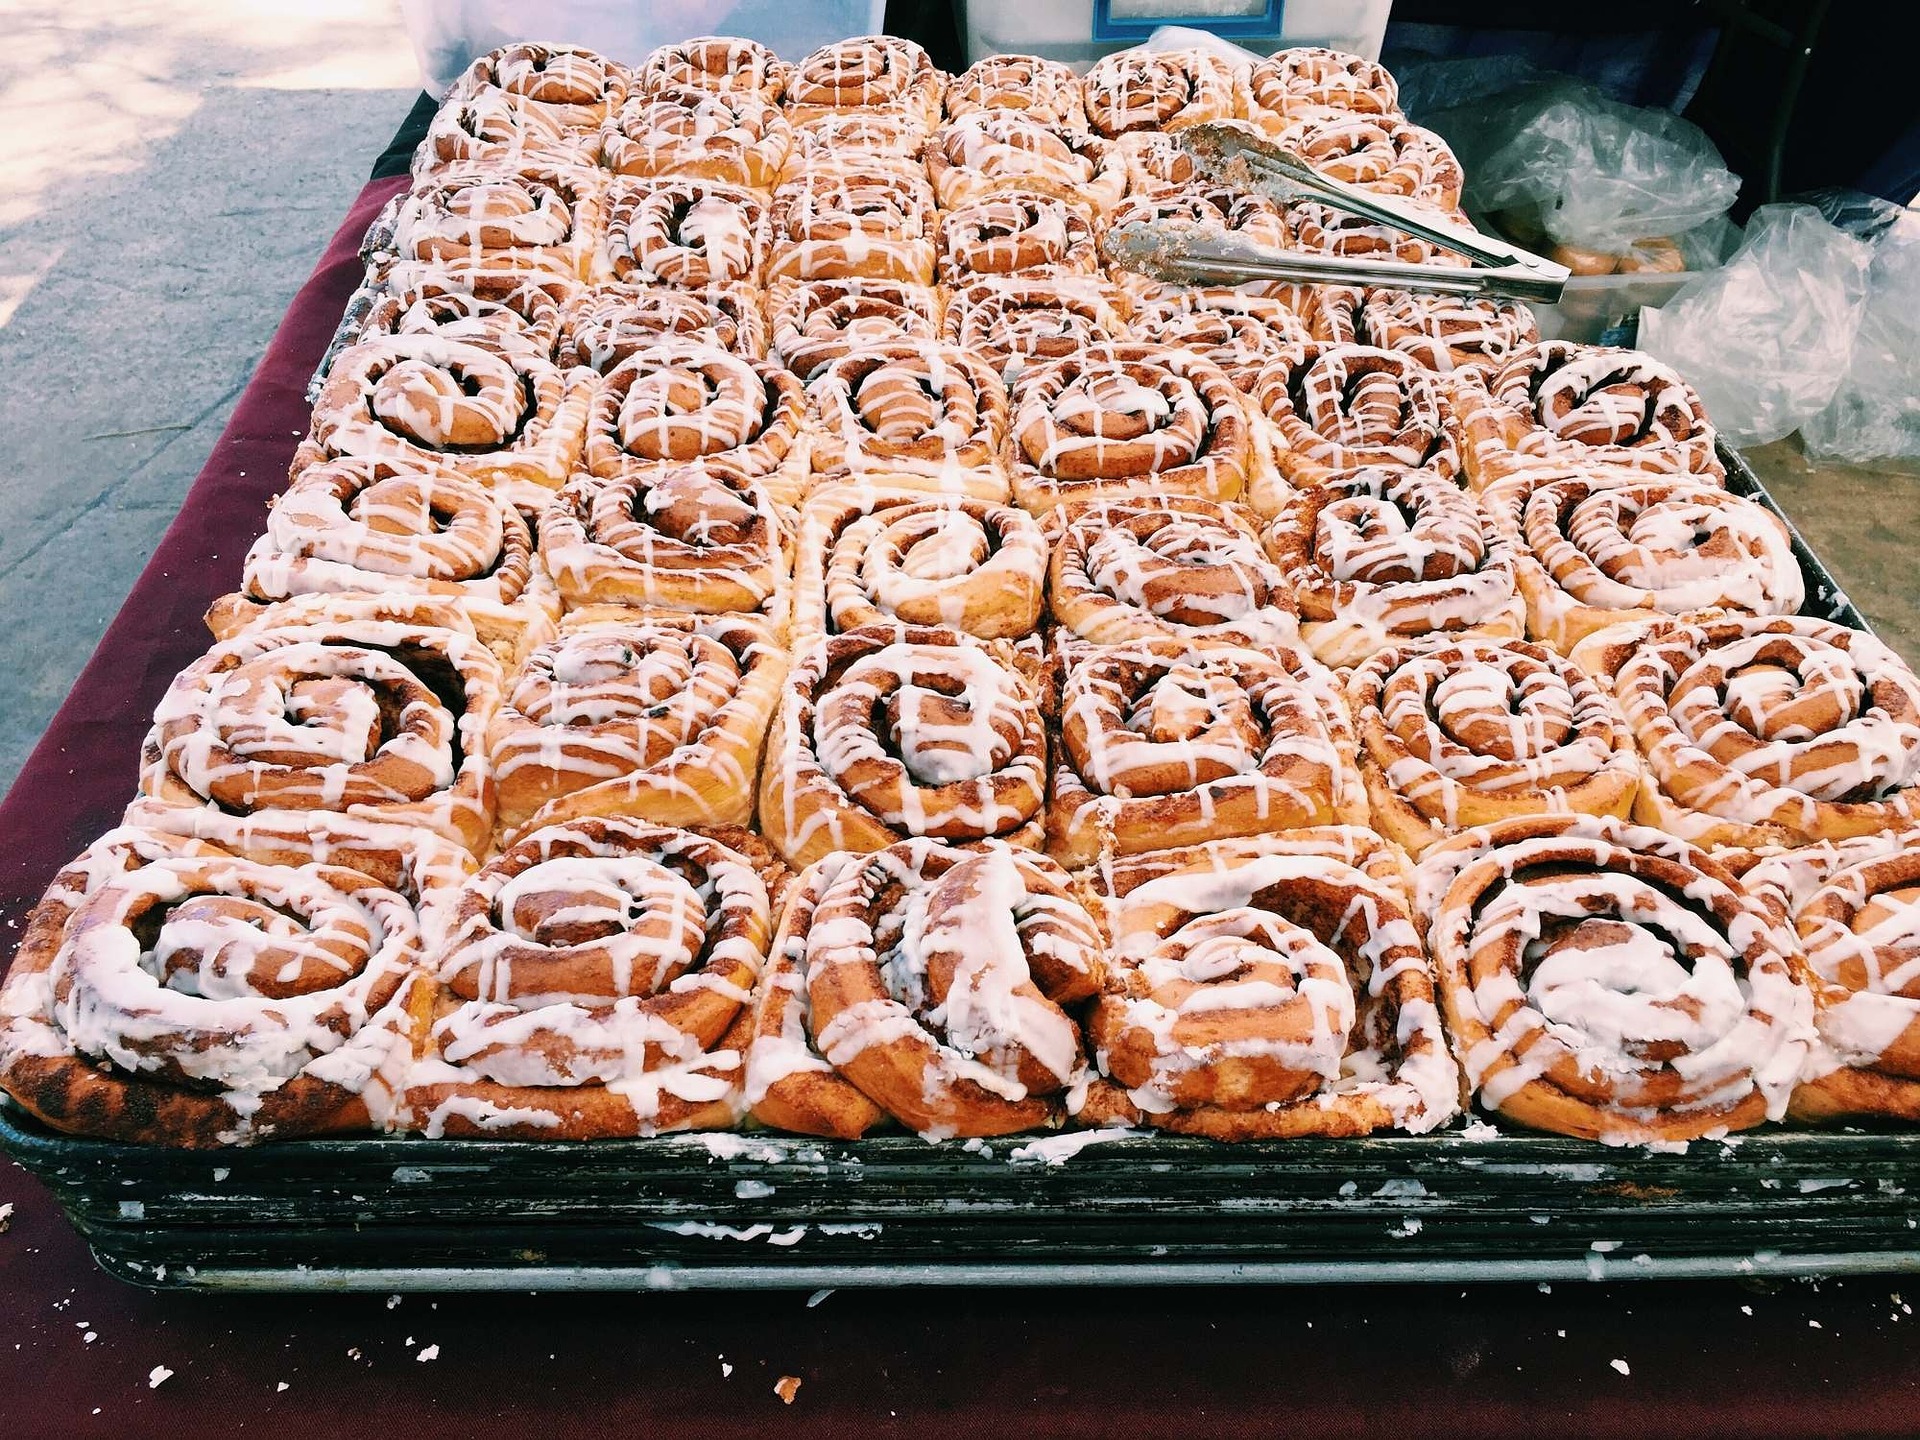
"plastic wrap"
1801,206,1920,463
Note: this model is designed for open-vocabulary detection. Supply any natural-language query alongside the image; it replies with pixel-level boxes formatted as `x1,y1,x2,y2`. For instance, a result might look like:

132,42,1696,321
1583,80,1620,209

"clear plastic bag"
1801,206,1920,463
1638,204,1874,448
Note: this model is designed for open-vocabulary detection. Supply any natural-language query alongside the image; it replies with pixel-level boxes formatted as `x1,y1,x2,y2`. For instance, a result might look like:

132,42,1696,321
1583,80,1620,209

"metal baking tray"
3,443,1910,1292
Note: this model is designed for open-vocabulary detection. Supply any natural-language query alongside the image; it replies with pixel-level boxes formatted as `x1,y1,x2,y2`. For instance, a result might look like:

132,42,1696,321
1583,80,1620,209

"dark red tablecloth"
1,178,1917,1440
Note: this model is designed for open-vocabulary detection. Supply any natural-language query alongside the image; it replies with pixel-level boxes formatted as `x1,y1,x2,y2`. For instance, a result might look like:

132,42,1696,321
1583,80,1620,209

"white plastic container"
400,0,888,96
958,0,1393,70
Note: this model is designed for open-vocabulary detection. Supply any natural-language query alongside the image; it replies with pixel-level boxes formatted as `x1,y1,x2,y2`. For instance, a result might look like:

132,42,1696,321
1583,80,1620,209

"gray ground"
0,0,415,794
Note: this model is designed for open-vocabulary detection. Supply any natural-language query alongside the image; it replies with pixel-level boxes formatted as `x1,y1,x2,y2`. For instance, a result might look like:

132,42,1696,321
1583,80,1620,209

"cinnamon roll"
1127,289,1313,391
766,278,943,379
1116,131,1201,196
759,624,1049,869
582,341,808,506
361,264,571,361
1415,813,1812,1142
1008,343,1253,512
1047,495,1297,645
0,827,456,1146
393,164,607,279
782,35,945,129
128,615,501,855
782,112,930,171
449,43,630,130
1356,288,1539,379
1269,109,1463,210
1050,636,1364,866
212,457,559,662
1458,341,1724,491
1082,48,1243,138
539,465,787,618
938,191,1103,282
1347,637,1640,856
557,281,767,371
924,112,1126,212
1501,477,1804,652
747,840,1102,1138
1246,47,1401,128
806,340,1011,497
1743,832,1920,1122
1247,341,1460,507
941,278,1131,380
1077,827,1459,1139
636,36,789,105
765,161,939,284
945,53,1087,130
601,85,791,190
1282,198,1466,266
1572,615,1920,849
306,334,593,491
603,177,768,287
1107,182,1291,266
414,88,594,176
403,819,781,1139
793,484,1046,644
1263,466,1524,667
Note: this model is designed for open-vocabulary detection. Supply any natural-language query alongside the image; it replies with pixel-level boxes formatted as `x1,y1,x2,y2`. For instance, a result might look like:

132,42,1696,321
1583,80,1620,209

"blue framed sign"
1091,0,1286,43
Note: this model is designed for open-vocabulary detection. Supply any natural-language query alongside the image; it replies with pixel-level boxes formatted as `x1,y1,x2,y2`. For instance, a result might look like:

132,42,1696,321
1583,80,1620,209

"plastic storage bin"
957,0,1392,69
400,0,888,96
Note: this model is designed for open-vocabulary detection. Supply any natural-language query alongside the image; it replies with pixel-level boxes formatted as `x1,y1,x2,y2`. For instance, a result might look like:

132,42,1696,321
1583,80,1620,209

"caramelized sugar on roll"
945,53,1087,129
1247,47,1400,126
1047,496,1297,645
1010,343,1252,512
795,486,1047,642
938,191,1103,282
1050,636,1364,865
767,278,942,378
600,86,792,190
1573,615,1920,849
807,339,1009,490
1347,637,1639,855
941,278,1129,380
760,625,1048,869
1083,828,1458,1139
924,111,1125,211
1415,814,1812,1142
604,177,768,287
636,36,789,104
490,611,787,834
1264,466,1523,667
748,840,1103,1138
1128,289,1312,391
558,281,766,370
1503,477,1803,652
1249,341,1459,500
539,465,784,616
1082,47,1242,138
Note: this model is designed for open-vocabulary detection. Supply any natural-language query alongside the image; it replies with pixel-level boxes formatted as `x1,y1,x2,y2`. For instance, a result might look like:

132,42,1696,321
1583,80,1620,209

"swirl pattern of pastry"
414,89,593,175
942,278,1130,379
539,465,786,617
604,177,768,287
1355,288,1539,379
361,265,571,361
938,191,1103,281
793,485,1047,643
1572,615,1920,849
747,840,1103,1138
925,111,1125,211
1082,48,1242,138
1270,109,1463,209
600,86,792,189
557,281,766,370
393,165,607,278
945,53,1087,129
1050,636,1364,866
307,334,593,490
1078,828,1459,1138
767,278,942,379
782,36,945,128
489,610,787,835
635,36,788,104
1246,47,1400,127
806,339,1010,495
1263,466,1523,666
1743,832,1920,1122
1282,198,1464,266
1248,341,1459,506
1009,342,1252,512
1501,477,1803,652
1459,340,1724,490
405,818,778,1139
1415,814,1812,1141
450,43,630,129
1127,289,1312,391
1347,637,1640,855
582,341,808,505
765,160,939,284
1047,496,1297,645
759,625,1048,869
0,827,448,1145
1108,183,1291,263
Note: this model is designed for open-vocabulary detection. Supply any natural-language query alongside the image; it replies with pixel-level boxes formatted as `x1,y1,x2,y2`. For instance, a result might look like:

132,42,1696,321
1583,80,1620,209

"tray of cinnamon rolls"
6,35,1919,1290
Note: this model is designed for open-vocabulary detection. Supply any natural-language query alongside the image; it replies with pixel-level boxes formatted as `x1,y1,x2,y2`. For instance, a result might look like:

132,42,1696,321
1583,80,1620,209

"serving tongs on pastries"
1104,120,1570,303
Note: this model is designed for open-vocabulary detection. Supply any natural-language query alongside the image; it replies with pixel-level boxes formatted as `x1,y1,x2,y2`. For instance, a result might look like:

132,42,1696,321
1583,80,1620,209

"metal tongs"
1103,120,1570,303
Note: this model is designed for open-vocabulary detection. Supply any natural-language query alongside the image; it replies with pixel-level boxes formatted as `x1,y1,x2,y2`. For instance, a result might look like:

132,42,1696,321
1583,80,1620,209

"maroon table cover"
0,178,1916,1440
